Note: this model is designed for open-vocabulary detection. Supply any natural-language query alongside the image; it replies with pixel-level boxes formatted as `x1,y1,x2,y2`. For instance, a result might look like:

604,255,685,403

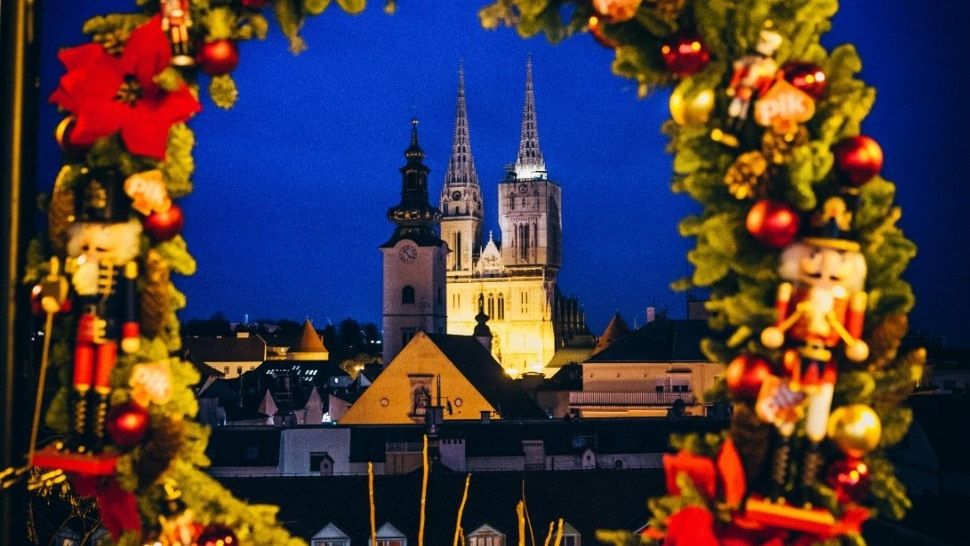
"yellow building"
572,319,725,418
339,331,545,425
439,60,586,376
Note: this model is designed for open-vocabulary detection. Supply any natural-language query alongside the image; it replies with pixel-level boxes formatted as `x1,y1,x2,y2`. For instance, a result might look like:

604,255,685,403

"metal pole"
1,0,40,543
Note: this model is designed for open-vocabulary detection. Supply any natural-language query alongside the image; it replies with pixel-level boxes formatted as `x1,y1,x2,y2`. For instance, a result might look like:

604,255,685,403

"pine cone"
47,167,77,257
645,0,686,19
724,151,767,199
730,404,772,491
867,314,908,370
762,125,808,165
140,250,172,339
136,415,184,489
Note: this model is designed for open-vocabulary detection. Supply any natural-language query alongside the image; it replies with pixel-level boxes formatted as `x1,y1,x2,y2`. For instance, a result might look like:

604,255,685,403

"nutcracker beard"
66,220,141,452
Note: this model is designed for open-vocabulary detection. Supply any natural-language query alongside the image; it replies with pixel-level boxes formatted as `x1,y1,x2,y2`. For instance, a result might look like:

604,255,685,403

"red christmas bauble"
781,61,827,100
196,40,240,76
660,33,711,77
106,402,150,447
834,135,883,186
241,0,272,7
825,458,872,503
144,203,185,241
55,116,89,155
588,16,619,49
196,525,238,546
725,355,772,402
745,199,800,248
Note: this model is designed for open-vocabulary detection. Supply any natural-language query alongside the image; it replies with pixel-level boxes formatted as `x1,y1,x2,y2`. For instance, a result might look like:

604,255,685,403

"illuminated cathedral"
438,59,587,376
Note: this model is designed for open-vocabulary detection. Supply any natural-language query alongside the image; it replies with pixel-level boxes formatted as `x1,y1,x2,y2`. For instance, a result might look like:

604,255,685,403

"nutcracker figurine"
161,0,194,67
758,186,870,499
64,168,142,452
725,26,783,135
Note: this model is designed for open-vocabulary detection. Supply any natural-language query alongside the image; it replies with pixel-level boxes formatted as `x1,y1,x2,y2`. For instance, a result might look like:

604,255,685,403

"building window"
310,452,334,475
402,328,416,346
376,541,405,546
497,294,505,320
487,294,495,318
561,535,580,546
402,285,415,304
313,541,349,546
456,231,462,269
520,290,529,314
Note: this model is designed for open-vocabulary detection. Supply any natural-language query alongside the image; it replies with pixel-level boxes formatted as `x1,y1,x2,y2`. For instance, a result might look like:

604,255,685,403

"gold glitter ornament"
762,124,809,164
724,151,768,200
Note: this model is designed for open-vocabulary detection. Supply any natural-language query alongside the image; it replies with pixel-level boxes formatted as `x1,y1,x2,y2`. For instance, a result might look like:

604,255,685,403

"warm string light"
452,473,471,546
418,434,429,546
368,462,377,546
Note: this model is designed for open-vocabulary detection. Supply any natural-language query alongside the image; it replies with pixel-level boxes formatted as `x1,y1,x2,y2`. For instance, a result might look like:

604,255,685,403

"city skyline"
37,2,970,341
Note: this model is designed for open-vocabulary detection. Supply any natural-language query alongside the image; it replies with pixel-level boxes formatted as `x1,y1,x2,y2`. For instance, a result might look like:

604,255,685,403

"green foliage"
163,124,196,197
210,74,240,109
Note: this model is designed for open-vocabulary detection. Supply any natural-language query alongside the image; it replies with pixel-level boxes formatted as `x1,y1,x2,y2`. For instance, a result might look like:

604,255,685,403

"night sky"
37,2,970,344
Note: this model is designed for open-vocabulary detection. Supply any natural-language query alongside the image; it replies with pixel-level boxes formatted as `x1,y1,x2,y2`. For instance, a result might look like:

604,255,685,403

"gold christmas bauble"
827,404,882,457
669,87,715,126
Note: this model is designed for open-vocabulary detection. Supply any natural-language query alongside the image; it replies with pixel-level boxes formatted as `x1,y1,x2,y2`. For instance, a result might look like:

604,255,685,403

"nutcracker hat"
75,167,132,223
802,184,863,252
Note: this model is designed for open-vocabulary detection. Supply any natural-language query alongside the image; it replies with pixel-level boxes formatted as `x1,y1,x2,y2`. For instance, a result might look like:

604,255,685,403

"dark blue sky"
38,2,970,343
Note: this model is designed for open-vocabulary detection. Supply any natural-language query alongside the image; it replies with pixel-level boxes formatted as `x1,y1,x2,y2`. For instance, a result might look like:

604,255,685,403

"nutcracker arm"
761,282,799,349
35,257,70,314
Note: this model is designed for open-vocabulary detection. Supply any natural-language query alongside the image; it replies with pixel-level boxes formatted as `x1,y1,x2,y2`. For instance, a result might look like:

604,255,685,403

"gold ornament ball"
827,404,882,457
669,87,715,125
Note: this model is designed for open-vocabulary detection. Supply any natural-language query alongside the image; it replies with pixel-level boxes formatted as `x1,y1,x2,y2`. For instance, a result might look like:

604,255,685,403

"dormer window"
468,524,505,546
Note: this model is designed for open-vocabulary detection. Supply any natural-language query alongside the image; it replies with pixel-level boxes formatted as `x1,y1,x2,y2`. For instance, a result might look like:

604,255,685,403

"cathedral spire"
514,55,546,180
444,62,479,188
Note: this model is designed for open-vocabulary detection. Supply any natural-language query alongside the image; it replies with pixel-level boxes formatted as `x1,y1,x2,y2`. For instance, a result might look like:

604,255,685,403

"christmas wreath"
483,1,919,545
20,0,920,545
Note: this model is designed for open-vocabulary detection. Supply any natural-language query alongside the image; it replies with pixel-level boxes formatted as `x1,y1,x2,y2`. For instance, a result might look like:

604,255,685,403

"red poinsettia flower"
664,506,719,546
50,15,201,160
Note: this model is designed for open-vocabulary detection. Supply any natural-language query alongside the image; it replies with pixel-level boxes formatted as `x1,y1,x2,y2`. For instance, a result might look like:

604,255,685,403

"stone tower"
381,119,448,364
439,63,484,277
498,57,563,273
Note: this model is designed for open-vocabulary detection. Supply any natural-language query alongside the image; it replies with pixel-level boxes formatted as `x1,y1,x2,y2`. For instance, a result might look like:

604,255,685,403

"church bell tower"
381,119,448,364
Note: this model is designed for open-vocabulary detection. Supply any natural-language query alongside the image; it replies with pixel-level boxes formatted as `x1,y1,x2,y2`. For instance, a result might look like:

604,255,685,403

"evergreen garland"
27,1,385,545
483,1,920,544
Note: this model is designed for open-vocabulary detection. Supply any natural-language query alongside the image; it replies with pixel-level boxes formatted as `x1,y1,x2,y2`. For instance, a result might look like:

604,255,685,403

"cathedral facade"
440,60,586,376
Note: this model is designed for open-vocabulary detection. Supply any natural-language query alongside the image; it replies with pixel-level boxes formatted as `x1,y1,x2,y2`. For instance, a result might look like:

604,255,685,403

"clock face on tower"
398,244,417,264
451,191,462,201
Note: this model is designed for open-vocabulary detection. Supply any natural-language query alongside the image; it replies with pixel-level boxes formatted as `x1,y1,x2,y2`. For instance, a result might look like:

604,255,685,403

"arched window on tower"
487,294,495,318
497,294,505,320
402,285,416,304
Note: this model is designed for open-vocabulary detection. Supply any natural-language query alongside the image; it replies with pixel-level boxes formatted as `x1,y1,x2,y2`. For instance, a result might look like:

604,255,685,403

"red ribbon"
71,474,141,538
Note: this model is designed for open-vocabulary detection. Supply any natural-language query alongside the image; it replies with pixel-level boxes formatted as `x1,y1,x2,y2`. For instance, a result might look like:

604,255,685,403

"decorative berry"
196,40,240,76
660,32,710,77
144,203,185,242
106,402,150,447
